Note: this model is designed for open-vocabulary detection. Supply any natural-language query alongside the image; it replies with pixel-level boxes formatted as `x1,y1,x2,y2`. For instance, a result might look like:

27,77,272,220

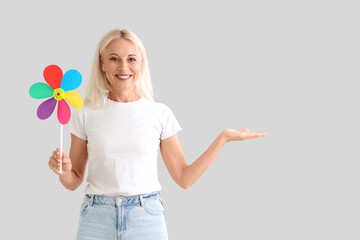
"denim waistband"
83,191,160,207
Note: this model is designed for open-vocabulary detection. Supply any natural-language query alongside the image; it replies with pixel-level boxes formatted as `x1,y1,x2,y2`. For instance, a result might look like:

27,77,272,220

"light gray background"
1,0,359,239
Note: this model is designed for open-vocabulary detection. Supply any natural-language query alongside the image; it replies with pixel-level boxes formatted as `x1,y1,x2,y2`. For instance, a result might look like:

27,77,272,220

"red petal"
43,65,63,89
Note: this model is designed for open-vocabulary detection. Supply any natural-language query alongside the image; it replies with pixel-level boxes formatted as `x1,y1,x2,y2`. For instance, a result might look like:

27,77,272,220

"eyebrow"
108,53,137,57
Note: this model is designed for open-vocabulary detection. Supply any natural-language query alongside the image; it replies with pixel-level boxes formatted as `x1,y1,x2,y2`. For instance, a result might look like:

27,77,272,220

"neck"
108,91,141,103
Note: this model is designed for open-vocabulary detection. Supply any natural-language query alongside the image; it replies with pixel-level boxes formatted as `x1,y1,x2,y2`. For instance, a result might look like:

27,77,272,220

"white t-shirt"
69,96,182,196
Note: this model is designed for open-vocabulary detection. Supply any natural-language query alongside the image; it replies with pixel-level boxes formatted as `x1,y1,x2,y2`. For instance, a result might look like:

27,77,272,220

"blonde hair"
84,28,154,109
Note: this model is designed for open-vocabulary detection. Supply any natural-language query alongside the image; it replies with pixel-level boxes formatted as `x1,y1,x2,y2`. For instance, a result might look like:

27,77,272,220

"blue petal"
60,69,82,92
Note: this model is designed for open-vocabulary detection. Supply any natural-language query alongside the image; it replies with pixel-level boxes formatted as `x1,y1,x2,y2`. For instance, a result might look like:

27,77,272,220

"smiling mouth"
115,75,132,80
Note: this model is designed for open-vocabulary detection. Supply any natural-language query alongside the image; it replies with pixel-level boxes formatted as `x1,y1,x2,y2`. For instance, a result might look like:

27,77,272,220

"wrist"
59,169,72,179
219,131,229,145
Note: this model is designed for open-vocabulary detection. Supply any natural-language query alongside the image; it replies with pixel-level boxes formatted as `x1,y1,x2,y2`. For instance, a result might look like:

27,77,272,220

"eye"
110,57,119,61
129,58,136,62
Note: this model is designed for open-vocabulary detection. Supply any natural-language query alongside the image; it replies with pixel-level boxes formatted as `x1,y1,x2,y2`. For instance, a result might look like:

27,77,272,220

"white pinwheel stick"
60,124,63,174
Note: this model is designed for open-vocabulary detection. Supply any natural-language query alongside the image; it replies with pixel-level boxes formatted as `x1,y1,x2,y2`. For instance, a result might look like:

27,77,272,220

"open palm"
223,128,269,143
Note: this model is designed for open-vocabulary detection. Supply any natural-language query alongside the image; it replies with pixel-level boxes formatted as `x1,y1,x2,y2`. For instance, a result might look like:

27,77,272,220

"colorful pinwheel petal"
29,64,83,125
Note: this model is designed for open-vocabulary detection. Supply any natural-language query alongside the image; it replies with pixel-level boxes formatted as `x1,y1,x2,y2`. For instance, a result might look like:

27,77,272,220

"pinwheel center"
53,88,65,101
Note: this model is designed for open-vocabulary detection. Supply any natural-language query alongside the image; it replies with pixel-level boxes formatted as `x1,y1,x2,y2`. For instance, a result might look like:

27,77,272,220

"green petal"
29,82,53,99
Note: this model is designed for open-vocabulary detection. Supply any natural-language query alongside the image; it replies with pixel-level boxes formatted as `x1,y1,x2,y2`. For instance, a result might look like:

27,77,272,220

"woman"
48,28,269,240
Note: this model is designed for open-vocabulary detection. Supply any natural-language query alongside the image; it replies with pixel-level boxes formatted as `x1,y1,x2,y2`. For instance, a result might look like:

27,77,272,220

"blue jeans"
76,191,168,240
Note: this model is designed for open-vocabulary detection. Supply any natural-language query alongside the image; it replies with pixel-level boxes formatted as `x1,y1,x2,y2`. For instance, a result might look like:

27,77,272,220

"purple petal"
37,98,57,120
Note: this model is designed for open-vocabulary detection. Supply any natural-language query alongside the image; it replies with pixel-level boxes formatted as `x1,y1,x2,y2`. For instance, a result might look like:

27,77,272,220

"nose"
117,60,128,70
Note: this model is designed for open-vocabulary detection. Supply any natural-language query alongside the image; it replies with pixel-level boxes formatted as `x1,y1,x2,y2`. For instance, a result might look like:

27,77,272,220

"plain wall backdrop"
1,0,359,239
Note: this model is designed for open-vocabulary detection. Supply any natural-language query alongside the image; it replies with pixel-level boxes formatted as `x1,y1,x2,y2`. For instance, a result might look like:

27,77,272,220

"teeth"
117,75,131,79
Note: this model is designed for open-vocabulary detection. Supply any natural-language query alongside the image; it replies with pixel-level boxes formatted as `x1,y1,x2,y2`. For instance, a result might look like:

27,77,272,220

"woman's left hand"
222,128,270,143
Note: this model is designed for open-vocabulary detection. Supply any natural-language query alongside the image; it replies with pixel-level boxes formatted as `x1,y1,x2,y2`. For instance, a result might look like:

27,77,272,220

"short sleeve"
159,104,182,140
68,107,87,140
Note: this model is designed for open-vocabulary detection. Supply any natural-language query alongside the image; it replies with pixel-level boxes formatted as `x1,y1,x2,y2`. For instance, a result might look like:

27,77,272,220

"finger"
51,155,60,163
61,151,69,163
55,148,64,158
240,128,250,132
62,153,70,164
49,158,59,168
55,157,61,165
54,161,62,172
259,132,270,136
49,161,60,174
49,156,58,165
254,132,270,137
247,134,262,139
245,132,267,139
56,150,65,161
48,156,60,169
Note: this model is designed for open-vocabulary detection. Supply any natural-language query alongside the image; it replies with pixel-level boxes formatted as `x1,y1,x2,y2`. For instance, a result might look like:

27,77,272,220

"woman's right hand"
48,148,72,175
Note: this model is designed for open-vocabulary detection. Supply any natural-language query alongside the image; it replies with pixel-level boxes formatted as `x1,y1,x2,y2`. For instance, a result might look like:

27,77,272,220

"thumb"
61,151,70,163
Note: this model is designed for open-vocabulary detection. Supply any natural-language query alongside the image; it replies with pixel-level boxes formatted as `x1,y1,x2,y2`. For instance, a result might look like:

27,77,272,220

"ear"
100,57,105,72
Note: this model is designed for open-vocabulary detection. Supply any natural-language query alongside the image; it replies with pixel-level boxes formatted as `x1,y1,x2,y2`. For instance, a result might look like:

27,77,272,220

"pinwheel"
29,64,83,173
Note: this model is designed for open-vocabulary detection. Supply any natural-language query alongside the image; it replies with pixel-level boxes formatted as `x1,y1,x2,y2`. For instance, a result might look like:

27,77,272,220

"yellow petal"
64,90,83,109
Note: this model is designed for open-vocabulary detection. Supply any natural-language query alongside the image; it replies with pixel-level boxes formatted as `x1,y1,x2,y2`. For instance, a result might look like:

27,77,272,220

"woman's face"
101,38,143,93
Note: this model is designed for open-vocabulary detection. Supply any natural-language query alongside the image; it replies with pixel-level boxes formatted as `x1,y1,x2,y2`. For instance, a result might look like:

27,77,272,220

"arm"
160,128,269,189
160,131,226,189
49,134,88,191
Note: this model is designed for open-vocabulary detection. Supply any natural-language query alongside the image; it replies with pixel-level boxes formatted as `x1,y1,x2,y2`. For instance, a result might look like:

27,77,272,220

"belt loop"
139,195,144,207
89,195,94,206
